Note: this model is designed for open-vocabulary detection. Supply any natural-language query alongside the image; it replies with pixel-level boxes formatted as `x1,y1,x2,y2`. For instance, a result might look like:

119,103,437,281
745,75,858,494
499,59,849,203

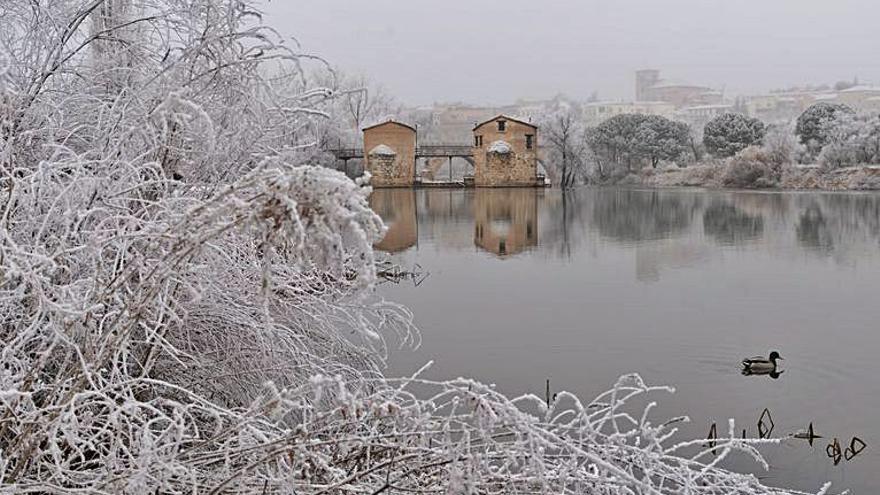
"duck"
742,351,783,374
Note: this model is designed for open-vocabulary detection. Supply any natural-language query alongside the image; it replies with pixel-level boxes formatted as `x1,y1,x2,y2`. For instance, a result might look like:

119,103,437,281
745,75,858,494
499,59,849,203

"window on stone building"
526,134,534,149
497,120,506,132
475,135,482,147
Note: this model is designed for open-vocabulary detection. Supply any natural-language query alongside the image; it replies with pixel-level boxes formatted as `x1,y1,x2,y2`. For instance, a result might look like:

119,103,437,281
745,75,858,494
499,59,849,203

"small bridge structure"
328,144,548,186
329,144,476,184
329,145,474,161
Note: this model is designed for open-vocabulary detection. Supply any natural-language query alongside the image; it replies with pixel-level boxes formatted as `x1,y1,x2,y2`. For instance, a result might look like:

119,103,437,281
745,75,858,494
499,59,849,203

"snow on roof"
841,85,880,93
650,79,711,90
681,104,733,110
369,144,396,156
813,93,839,100
487,140,512,154
586,100,672,107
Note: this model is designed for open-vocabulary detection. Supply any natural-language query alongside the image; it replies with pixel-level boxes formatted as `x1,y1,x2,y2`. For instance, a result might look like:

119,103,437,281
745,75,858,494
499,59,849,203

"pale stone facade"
584,101,676,125
472,115,539,187
363,121,417,187
635,69,722,108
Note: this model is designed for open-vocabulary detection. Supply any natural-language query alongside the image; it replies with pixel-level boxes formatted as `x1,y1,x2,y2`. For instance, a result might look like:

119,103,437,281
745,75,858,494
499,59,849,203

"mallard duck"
742,351,783,374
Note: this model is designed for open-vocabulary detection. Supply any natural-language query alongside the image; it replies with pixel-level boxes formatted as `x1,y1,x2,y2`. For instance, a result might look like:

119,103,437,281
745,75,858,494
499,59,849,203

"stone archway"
419,156,475,182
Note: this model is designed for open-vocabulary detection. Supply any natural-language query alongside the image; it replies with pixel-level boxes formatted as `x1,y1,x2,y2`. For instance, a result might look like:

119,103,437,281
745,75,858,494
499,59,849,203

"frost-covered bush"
721,147,783,188
703,113,766,158
847,168,880,190
762,123,805,166
817,113,880,171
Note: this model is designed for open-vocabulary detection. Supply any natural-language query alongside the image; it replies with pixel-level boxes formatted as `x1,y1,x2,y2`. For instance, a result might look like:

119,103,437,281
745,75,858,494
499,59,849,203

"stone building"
472,115,539,187
635,69,722,108
584,100,676,125
363,120,417,187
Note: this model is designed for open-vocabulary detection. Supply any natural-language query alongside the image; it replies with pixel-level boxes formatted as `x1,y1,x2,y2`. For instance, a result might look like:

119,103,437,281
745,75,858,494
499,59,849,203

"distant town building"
363,120,417,187
635,69,723,108
584,101,676,125
743,84,880,123
837,85,880,111
676,104,734,120
472,115,540,187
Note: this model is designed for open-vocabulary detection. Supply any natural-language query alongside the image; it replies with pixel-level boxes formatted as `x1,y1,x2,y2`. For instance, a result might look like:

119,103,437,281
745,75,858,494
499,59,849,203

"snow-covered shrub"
848,167,880,190
817,113,880,171
721,146,782,188
762,122,804,166
703,113,766,158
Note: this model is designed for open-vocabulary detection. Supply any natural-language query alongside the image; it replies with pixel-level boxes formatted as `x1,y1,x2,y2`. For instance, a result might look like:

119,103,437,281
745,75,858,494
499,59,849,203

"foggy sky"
262,0,880,106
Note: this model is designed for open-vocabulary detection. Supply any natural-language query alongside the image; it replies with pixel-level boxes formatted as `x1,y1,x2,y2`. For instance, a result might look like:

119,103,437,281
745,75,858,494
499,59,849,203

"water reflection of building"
370,189,418,253
473,189,538,257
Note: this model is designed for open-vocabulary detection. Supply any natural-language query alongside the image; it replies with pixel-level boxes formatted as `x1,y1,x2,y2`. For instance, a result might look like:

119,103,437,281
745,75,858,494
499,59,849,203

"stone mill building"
472,115,539,187
363,120,417,187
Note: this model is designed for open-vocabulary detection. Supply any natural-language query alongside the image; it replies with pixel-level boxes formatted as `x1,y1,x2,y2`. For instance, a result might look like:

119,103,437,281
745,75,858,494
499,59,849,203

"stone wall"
364,122,417,187
473,117,538,187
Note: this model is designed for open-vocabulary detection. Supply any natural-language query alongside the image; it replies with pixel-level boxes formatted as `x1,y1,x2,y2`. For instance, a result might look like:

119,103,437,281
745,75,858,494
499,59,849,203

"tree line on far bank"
539,100,880,189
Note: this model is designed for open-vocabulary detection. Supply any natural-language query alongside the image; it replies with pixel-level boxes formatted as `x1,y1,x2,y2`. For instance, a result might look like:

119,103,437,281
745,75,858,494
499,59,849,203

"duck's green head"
769,351,783,362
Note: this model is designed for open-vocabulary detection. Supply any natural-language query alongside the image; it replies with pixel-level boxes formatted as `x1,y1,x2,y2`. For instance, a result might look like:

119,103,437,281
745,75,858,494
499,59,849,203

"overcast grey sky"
262,0,880,106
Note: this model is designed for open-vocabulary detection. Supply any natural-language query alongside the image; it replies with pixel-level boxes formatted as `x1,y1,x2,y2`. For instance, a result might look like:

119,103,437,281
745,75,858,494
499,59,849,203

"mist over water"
373,187,880,494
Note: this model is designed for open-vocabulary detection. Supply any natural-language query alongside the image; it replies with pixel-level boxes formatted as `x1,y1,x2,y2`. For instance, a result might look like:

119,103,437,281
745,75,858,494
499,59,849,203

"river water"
371,187,880,494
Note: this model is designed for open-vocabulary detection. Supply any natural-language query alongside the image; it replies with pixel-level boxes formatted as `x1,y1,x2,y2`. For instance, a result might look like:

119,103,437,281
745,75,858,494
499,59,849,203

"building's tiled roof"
362,119,417,133
473,114,537,131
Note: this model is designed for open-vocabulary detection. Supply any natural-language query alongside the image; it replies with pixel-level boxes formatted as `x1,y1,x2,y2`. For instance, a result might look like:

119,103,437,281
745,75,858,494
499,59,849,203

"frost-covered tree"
703,113,766,158
316,71,401,147
587,113,648,173
538,100,590,187
587,113,690,173
636,115,691,168
795,102,855,155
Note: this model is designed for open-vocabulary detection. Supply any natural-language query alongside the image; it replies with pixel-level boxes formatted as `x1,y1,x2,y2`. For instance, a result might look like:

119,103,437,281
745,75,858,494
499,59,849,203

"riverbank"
623,164,880,191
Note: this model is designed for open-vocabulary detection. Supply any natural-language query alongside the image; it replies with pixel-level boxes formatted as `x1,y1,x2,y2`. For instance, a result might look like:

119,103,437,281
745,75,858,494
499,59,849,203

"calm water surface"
371,187,880,494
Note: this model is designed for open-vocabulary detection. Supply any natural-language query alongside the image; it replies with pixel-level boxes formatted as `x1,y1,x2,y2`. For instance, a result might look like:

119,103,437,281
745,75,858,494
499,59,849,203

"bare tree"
539,101,589,188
